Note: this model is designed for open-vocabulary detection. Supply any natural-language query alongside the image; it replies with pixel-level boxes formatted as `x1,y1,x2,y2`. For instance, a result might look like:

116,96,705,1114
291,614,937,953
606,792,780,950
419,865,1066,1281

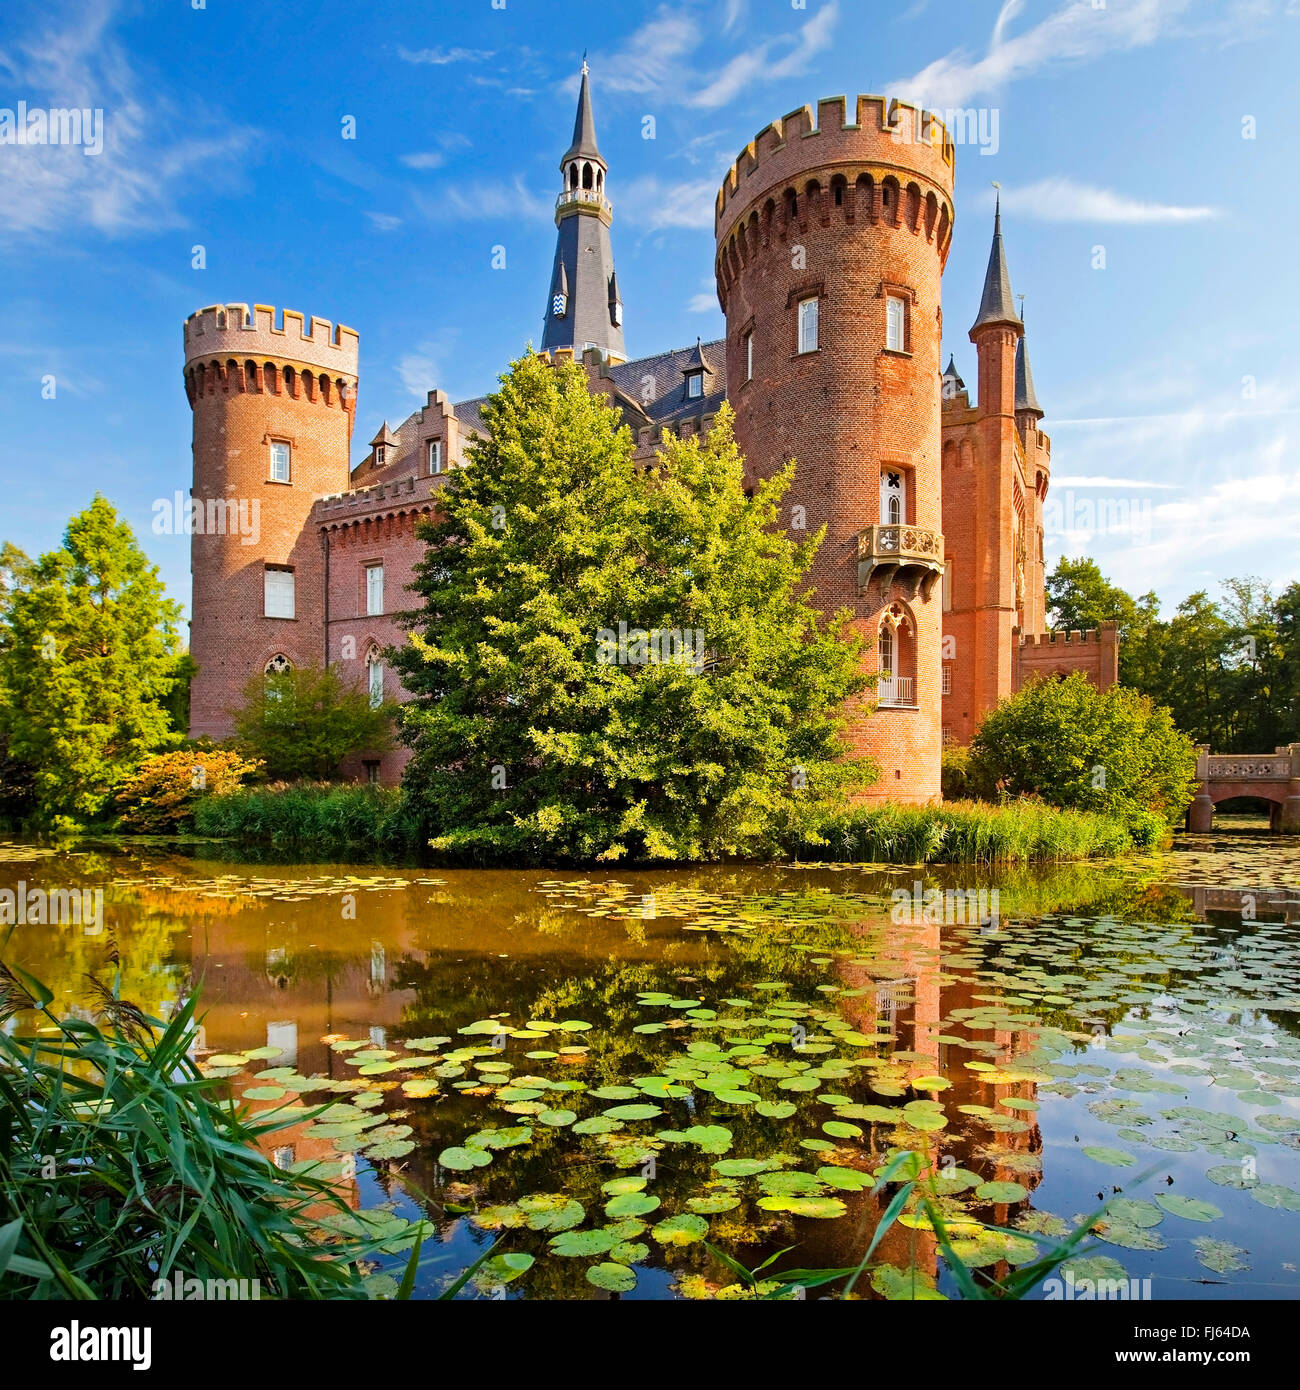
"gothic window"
365,563,384,616
880,470,906,525
876,604,917,708
366,648,384,709
582,162,593,189
878,625,894,678
270,440,291,483
886,295,906,352
744,330,754,382
797,296,819,354
264,654,292,675
429,440,443,474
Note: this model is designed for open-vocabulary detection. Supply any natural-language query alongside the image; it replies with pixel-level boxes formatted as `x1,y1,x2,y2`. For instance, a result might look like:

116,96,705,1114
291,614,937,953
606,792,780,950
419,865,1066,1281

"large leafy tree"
232,664,395,781
1046,556,1162,690
0,497,186,824
393,351,873,862
968,673,1198,836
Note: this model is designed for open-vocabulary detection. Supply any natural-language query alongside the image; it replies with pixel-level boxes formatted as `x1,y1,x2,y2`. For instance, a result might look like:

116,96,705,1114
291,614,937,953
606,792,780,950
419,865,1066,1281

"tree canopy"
393,351,874,862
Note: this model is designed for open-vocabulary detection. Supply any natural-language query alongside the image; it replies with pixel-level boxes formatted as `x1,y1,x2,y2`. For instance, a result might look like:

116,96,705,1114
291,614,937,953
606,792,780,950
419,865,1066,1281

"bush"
232,664,396,781
193,781,424,853
796,798,1136,865
114,748,262,832
940,744,971,800
967,674,1198,832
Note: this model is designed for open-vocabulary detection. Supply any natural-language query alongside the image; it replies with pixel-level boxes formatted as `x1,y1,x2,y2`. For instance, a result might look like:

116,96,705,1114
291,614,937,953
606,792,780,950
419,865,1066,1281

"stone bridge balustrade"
1188,743,1300,833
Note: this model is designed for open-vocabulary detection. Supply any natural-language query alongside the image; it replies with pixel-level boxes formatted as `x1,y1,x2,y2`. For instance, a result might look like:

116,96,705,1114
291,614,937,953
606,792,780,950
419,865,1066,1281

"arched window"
569,163,579,189
881,469,906,525
366,647,384,709
264,653,292,704
876,604,916,708
582,162,594,189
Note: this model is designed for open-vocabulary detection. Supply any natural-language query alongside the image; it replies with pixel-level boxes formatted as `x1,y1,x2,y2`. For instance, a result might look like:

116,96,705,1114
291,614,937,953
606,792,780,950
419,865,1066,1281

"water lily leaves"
518,1195,586,1233
609,1241,650,1264
242,1085,288,1101
835,1103,899,1124
755,1101,797,1120
1250,1183,1300,1211
467,1126,533,1150
590,1086,641,1100
604,1192,661,1219
1081,1146,1136,1168
538,1109,577,1127
401,1078,440,1099
715,1089,760,1105
975,1180,1028,1204
365,1137,416,1160
871,1265,947,1300
1109,1198,1164,1229
603,1103,663,1121
587,1262,637,1292
205,1053,249,1068
602,1176,647,1196
1156,1194,1223,1223
549,1228,617,1257
651,1213,709,1246
476,1253,534,1288
687,1194,742,1214
757,1170,826,1196
573,1115,623,1135
1192,1237,1250,1274
910,1076,950,1091
473,1205,529,1230
1206,1164,1259,1189
822,1120,862,1140
439,1146,493,1172
757,1195,848,1219
679,1124,732,1153
817,1165,874,1191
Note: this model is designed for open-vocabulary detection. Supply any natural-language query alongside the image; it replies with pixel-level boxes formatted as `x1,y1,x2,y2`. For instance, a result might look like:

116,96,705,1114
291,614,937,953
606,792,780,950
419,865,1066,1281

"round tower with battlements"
714,96,956,802
183,303,358,739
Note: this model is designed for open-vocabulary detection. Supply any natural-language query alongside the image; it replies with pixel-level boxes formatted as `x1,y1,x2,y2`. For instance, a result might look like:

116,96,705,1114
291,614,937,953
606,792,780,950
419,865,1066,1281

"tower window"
366,649,384,709
686,371,703,399
886,295,907,352
366,563,384,616
264,567,295,619
429,440,443,474
744,330,754,382
269,441,291,483
880,469,907,526
797,296,819,354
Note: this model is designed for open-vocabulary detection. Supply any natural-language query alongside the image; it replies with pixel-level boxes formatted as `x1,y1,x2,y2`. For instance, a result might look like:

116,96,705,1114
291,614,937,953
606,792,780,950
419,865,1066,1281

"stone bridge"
1187,744,1300,833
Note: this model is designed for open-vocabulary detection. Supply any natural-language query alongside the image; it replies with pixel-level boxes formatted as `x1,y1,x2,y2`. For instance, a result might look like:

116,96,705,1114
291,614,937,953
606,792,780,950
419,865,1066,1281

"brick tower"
183,304,358,739
714,97,956,802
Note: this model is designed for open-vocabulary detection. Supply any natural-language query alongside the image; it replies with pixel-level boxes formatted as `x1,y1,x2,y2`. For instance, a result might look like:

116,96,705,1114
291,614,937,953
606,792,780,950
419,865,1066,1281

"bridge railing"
1195,743,1300,781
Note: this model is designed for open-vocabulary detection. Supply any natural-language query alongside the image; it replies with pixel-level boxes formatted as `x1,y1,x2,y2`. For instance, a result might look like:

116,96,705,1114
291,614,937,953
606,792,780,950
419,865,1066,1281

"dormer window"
374,445,386,466
686,371,703,399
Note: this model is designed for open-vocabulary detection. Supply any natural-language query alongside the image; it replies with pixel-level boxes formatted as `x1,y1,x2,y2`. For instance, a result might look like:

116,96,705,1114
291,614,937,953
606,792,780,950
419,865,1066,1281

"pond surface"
3,834,1300,1300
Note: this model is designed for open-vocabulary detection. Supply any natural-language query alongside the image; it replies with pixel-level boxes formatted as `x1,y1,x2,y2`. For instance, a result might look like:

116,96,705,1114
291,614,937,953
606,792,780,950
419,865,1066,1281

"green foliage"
0,498,187,825
232,662,396,781
0,967,396,1300
968,673,1198,833
1048,559,1300,751
114,747,263,832
394,352,874,864
940,743,972,800
192,781,422,851
799,797,1139,864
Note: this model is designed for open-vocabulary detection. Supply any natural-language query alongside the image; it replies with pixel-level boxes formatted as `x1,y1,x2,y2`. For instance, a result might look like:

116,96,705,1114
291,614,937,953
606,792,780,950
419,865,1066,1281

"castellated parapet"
184,303,359,379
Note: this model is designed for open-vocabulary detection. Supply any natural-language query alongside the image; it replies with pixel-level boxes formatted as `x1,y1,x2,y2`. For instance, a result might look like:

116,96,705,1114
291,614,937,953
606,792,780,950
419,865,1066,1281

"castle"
183,68,1117,799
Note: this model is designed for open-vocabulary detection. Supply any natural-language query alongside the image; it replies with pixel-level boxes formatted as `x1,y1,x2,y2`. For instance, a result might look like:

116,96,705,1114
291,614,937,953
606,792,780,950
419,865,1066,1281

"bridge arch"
1187,745,1300,834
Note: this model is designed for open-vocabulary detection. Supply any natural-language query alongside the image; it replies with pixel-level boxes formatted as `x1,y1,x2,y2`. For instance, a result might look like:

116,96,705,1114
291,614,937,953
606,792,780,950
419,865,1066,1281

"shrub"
967,674,1198,832
232,664,396,781
940,744,972,800
114,747,262,832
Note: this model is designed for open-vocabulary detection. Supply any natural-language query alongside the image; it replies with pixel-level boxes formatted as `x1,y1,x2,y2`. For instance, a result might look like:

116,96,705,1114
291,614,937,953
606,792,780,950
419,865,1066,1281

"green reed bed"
193,781,424,854
797,799,1149,866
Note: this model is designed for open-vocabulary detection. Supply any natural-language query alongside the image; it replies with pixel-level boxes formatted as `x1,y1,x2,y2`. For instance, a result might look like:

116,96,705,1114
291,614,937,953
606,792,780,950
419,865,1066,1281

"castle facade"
183,70,1117,797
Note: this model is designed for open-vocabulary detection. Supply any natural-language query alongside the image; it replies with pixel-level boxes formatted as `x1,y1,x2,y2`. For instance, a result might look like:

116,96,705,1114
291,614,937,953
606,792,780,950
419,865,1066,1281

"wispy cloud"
1051,475,1177,489
366,211,402,232
619,175,718,231
996,177,1219,223
687,277,719,313
691,2,839,108
401,151,447,171
889,0,1192,109
398,46,494,66
0,0,255,236
412,176,551,224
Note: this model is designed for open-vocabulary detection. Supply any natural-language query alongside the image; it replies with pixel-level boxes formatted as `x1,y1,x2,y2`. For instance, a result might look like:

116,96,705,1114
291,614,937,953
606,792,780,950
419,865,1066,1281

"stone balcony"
555,188,613,221
856,524,945,600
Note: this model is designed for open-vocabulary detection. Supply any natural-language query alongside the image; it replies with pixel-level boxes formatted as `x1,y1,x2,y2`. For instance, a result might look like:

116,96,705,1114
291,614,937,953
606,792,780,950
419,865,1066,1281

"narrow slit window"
797,296,819,354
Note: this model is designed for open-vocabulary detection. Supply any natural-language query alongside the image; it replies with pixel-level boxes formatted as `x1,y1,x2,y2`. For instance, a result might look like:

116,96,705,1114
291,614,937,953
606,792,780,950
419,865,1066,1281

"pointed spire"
683,337,715,376
563,61,603,166
1014,317,1043,418
369,421,397,449
943,352,965,387
970,192,1022,334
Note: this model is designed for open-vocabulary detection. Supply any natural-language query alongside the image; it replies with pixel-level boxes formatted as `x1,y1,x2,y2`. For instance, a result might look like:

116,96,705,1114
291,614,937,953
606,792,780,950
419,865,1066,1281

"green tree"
393,351,873,863
968,673,1198,837
232,663,396,780
0,498,185,825
1045,556,1162,689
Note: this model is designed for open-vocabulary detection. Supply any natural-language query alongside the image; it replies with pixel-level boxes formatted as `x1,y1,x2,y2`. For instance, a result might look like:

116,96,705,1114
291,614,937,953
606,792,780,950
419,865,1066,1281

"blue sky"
2,0,1298,624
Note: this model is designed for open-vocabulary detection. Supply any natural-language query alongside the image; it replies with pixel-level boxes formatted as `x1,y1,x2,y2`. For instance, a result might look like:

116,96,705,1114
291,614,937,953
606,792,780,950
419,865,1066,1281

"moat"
3,832,1298,1300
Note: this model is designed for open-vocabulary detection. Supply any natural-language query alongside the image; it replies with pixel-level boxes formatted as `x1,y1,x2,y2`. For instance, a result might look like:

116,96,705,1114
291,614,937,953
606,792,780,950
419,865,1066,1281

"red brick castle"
183,69,1117,798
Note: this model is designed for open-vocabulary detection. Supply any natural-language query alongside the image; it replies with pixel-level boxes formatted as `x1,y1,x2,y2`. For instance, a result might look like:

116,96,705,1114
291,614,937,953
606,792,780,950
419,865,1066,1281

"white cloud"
996,177,1219,223
619,175,718,231
582,8,703,94
889,0,1192,109
366,211,402,232
1051,475,1177,489
0,0,255,235
396,338,454,399
401,151,447,171
691,2,839,108
398,46,494,66
412,176,551,224
688,278,719,312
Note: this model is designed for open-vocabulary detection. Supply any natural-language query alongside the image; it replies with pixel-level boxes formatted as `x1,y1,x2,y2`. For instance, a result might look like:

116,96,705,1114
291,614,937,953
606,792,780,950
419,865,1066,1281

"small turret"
1014,328,1043,419
970,195,1022,334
